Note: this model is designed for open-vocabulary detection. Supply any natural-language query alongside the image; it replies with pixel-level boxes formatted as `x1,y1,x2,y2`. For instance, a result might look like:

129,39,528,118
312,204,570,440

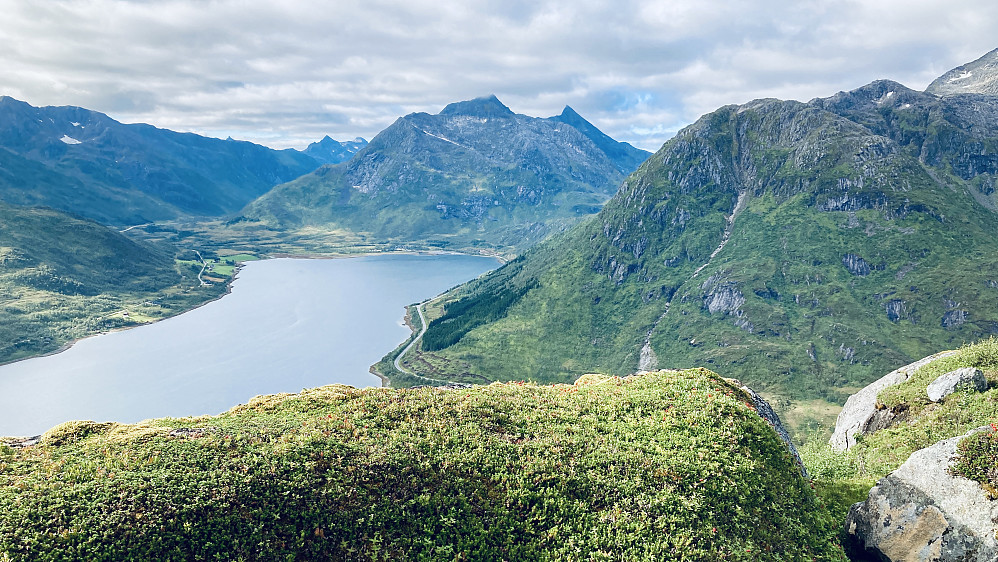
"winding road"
393,302,428,374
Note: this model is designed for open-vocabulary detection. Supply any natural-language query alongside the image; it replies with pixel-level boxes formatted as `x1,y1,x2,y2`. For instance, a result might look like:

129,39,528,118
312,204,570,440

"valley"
2,44,998,561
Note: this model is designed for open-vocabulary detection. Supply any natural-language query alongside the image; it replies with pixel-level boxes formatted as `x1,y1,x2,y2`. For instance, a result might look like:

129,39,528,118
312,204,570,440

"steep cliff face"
399,56,998,415
241,96,650,252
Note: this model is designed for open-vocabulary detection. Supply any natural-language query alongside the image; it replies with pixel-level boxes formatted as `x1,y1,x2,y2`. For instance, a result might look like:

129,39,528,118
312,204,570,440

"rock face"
738,383,808,478
843,253,871,276
926,367,988,402
845,427,998,561
829,351,958,450
926,48,998,97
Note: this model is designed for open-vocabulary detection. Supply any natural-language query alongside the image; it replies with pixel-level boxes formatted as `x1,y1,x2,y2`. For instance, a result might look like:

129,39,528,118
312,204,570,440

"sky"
0,1,996,153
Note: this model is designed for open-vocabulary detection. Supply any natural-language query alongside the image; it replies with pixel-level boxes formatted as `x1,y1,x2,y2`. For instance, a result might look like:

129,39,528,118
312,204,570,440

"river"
0,254,499,436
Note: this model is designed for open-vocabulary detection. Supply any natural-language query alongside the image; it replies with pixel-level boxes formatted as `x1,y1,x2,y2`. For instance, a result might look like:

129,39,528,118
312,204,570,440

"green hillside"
0,202,225,364
388,82,998,432
239,96,649,254
0,370,845,560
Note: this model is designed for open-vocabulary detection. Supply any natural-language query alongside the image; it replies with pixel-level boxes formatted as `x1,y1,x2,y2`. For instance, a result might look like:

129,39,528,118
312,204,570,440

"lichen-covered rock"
845,427,998,561
926,367,988,402
829,351,958,450
738,383,808,478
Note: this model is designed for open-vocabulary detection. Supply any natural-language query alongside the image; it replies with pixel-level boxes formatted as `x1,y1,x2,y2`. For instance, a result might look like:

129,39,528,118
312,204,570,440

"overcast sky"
1,0,995,152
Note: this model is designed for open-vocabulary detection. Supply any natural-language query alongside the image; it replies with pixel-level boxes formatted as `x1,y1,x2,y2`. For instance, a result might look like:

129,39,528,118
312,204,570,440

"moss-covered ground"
0,370,845,561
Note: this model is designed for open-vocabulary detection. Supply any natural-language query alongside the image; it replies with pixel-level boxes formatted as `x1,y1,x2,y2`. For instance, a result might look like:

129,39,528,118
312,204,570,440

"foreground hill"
391,53,998,425
0,96,321,225
239,96,650,253
0,201,223,364
0,370,845,560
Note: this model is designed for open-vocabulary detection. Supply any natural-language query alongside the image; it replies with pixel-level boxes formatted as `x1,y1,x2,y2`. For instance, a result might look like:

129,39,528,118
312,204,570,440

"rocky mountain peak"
438,95,515,118
926,48,998,97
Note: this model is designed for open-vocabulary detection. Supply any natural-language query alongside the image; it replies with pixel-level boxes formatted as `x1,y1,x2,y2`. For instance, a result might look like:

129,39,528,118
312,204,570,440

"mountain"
0,97,321,225
388,53,998,426
926,48,998,96
239,95,651,252
0,201,221,364
301,135,368,165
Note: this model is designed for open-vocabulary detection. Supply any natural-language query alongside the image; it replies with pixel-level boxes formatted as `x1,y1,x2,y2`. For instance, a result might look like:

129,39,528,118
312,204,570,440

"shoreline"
267,248,510,265
0,249,503,370
0,264,243,370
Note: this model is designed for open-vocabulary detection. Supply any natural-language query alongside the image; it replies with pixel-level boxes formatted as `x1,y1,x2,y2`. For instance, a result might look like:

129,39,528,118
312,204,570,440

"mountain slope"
239,96,651,252
0,201,223,364
0,97,321,225
926,48,998,96
393,61,998,425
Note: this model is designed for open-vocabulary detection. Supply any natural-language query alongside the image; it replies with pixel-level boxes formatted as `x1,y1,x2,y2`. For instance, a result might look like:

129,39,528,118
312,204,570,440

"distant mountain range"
398,52,998,423
0,96,364,225
302,136,368,165
239,95,650,252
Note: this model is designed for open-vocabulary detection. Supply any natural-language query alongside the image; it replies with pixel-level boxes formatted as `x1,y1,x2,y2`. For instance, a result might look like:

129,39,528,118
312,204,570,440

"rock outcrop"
845,427,998,561
829,350,958,450
926,367,988,402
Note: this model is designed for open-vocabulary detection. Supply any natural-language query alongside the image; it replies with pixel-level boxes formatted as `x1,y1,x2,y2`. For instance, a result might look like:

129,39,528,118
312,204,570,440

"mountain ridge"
386,52,998,430
0,96,322,225
239,96,651,253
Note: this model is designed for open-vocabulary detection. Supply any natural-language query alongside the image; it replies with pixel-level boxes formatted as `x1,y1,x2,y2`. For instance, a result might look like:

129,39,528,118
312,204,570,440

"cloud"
0,0,995,152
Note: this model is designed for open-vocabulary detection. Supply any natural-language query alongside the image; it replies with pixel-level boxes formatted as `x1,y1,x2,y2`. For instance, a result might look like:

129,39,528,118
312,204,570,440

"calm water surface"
0,254,498,436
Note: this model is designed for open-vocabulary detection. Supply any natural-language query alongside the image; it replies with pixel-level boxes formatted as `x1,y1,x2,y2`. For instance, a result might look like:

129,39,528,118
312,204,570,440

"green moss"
1,370,845,561
951,427,998,499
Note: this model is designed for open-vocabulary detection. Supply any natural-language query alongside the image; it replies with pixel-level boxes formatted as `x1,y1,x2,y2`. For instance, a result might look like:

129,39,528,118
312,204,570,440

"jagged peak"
439,95,515,118
559,105,582,119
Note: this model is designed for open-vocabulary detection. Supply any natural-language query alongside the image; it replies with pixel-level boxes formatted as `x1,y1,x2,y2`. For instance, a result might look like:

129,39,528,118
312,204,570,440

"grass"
0,203,229,366
0,370,846,561
800,338,998,522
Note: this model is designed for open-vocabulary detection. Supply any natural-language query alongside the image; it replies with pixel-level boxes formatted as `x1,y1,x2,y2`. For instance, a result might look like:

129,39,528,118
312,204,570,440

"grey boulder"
845,427,998,561
926,367,988,402
829,351,958,451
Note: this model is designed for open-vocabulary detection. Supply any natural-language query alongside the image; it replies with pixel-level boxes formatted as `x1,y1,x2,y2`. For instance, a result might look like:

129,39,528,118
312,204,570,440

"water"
0,254,498,436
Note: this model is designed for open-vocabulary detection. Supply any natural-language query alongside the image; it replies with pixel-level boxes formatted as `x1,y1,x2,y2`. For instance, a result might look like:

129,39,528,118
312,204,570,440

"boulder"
829,351,958,450
926,367,988,402
845,427,998,561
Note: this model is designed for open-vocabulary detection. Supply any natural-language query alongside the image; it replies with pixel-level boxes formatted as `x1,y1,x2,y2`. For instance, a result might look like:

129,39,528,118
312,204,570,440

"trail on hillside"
638,191,747,371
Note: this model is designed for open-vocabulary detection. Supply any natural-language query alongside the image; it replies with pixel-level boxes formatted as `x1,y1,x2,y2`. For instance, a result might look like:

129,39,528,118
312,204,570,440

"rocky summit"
390,53,998,423
926,48,998,97
239,95,650,253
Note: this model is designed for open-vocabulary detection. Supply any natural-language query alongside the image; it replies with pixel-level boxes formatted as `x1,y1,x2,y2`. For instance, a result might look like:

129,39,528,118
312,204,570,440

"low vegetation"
800,337,998,522
0,370,845,561
0,203,230,365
